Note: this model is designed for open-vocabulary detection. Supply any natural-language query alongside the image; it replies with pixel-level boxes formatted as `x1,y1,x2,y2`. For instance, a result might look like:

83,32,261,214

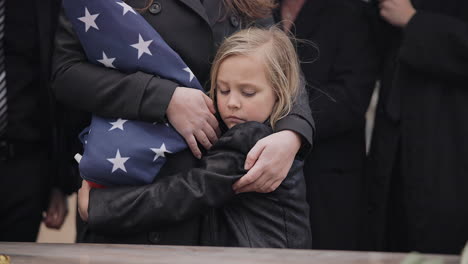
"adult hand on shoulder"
43,188,68,229
78,180,91,222
167,87,220,159
233,130,302,193
379,0,416,28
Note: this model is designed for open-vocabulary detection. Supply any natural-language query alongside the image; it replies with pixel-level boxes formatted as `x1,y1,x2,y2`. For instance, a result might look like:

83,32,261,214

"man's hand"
379,0,416,28
233,130,302,193
43,188,68,229
77,180,91,222
167,87,220,159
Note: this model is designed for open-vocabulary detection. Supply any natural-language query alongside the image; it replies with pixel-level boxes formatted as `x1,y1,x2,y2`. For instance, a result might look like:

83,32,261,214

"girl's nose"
227,94,241,109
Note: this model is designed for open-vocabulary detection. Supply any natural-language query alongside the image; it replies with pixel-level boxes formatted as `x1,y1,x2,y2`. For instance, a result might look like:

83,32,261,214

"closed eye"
218,89,230,95
242,91,256,97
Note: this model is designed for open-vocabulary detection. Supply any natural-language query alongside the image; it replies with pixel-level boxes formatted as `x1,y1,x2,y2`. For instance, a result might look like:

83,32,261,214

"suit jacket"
367,0,468,254
34,0,77,197
51,0,314,148
277,0,378,250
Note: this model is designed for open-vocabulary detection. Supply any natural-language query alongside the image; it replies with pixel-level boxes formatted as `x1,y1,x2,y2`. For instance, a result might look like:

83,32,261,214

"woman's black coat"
51,0,314,246
52,0,314,146
80,122,311,248
367,0,468,254
278,0,378,250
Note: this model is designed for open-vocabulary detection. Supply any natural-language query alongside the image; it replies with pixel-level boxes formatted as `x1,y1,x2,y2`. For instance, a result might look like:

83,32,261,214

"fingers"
235,172,266,194
234,171,282,194
186,134,202,159
43,189,68,229
203,123,218,146
77,180,89,222
203,95,220,140
203,93,216,114
233,161,263,191
194,129,212,151
244,140,266,170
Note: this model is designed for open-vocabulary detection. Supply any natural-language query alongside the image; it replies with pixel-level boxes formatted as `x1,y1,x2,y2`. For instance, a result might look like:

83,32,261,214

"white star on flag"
116,1,137,15
109,118,128,131
98,52,116,68
131,34,153,59
78,7,100,32
107,149,130,173
150,143,172,161
183,67,195,82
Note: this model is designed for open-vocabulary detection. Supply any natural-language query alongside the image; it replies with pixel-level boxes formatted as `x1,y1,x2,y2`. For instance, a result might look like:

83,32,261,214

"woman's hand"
78,180,91,222
233,130,302,193
167,87,220,159
43,188,68,229
379,0,416,28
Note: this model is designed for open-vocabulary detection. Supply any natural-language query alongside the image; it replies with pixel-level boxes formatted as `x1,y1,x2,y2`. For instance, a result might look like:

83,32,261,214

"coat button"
148,232,161,243
149,2,162,15
230,15,239,27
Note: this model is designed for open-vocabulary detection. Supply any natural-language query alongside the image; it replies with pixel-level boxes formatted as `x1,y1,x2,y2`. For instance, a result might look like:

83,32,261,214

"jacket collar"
177,0,211,26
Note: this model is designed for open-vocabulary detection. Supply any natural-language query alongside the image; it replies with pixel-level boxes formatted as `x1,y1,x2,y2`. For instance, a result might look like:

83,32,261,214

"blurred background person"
276,0,378,250
367,0,468,254
0,0,75,242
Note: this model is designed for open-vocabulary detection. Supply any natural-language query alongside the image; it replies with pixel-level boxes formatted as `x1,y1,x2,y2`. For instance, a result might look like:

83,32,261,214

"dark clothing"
367,0,468,254
0,150,48,241
277,0,378,250
0,0,74,242
52,0,314,148
4,0,42,141
82,122,311,248
52,0,314,245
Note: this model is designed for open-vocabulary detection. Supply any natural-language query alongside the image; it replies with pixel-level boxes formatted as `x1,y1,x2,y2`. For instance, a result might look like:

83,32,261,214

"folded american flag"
63,0,203,186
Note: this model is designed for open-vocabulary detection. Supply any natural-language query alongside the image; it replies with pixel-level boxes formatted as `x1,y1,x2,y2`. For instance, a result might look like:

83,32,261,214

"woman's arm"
52,10,178,123
233,74,314,194
52,9,219,154
78,122,272,234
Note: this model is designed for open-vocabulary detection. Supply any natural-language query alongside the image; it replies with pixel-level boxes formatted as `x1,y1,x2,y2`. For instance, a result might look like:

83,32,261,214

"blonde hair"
210,26,301,129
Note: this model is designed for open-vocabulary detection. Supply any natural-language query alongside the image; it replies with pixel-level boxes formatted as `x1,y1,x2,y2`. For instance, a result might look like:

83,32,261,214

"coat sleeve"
399,11,468,79
87,122,272,234
51,9,178,123
308,4,378,140
275,78,315,150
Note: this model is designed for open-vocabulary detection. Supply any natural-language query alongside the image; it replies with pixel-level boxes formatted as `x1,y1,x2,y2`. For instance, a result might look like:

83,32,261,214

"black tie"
0,0,6,137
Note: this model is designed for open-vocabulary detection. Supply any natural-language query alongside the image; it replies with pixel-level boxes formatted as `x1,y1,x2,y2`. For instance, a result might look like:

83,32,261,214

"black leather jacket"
83,122,311,248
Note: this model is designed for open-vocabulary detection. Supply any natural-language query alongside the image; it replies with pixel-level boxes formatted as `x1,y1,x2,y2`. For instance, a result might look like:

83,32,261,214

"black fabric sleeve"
87,122,272,234
399,11,468,80
275,77,315,151
51,9,179,123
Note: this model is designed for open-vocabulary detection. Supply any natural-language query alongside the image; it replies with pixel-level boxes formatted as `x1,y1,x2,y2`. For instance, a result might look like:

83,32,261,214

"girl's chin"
225,120,245,129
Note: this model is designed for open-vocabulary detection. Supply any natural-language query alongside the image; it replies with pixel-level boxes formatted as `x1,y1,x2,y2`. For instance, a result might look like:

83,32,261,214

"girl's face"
216,54,277,129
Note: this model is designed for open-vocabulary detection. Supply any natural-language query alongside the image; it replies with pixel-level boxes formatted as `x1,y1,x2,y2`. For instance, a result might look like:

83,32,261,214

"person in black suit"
52,0,314,244
276,0,378,250
367,0,468,254
0,0,75,242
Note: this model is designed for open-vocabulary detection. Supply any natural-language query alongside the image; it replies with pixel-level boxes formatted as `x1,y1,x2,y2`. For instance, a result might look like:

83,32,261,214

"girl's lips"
225,116,245,122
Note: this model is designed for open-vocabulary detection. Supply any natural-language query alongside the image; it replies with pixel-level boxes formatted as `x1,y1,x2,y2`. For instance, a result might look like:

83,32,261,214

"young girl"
78,27,311,248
